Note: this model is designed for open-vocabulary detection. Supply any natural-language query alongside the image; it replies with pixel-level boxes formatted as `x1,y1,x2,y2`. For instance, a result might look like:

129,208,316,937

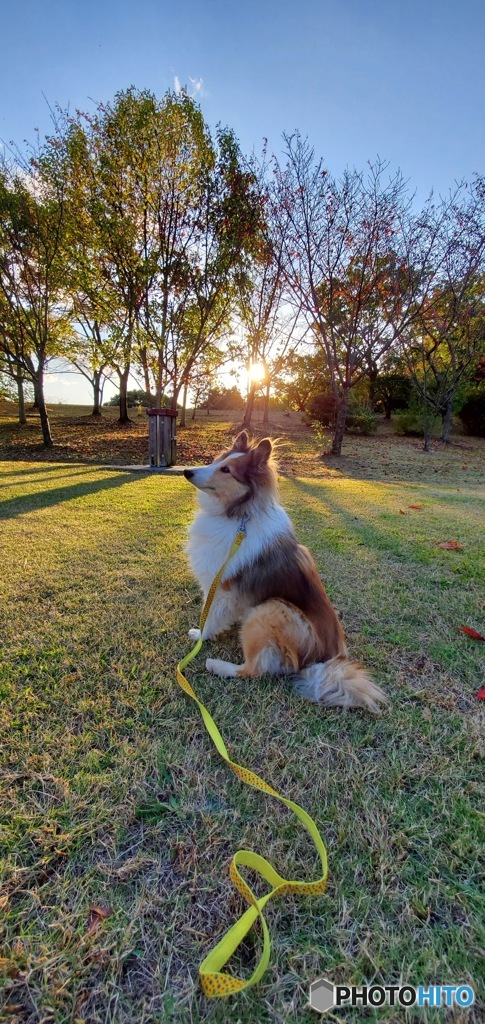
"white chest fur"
186,499,293,596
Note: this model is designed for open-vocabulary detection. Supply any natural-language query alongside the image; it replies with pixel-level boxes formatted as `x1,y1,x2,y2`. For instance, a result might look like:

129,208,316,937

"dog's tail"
293,656,387,714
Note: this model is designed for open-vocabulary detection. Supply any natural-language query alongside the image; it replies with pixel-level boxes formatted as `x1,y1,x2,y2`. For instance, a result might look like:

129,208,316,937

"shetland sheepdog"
184,431,387,713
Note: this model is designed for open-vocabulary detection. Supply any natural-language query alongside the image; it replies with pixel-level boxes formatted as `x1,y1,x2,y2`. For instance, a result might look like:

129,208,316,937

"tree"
271,349,323,412
237,180,302,428
65,313,115,415
160,125,263,411
0,149,69,446
398,180,485,447
270,136,476,454
372,369,414,419
62,89,261,424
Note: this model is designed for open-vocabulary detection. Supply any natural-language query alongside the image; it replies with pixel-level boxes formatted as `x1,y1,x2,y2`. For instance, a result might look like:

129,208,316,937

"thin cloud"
189,77,205,97
173,75,206,99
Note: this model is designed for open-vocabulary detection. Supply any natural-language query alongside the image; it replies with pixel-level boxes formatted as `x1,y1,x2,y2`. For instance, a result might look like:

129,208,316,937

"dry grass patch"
0,421,484,1023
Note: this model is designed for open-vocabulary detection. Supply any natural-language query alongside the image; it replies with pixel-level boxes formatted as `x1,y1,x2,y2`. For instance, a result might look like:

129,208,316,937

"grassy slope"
0,431,484,1023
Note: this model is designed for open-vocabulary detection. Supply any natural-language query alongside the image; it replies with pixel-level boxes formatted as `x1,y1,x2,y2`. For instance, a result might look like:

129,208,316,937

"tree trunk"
118,367,131,424
262,380,270,425
241,382,257,430
34,368,53,447
384,398,392,420
331,390,349,455
179,381,188,428
92,369,102,416
139,347,152,405
16,374,27,425
423,405,434,451
440,396,454,444
155,350,164,407
368,369,379,408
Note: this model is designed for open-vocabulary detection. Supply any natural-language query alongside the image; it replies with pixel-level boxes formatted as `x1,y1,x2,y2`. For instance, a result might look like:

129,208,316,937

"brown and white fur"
184,431,387,713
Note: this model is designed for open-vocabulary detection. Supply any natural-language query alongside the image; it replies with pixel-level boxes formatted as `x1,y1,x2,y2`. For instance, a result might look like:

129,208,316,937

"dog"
184,431,387,713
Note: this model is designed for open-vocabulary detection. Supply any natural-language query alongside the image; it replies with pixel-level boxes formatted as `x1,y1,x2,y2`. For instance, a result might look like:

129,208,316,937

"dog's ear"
233,430,249,452
250,438,272,464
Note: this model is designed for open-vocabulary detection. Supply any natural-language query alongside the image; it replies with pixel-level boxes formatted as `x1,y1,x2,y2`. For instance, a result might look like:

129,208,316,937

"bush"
458,386,485,437
394,406,440,437
346,408,379,435
307,392,336,425
105,389,158,408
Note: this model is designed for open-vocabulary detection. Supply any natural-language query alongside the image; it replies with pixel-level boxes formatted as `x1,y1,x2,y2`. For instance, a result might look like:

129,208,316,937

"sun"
248,362,266,383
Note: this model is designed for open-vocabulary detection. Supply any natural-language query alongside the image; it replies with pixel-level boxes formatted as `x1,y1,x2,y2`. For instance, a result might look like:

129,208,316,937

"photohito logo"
309,979,475,1014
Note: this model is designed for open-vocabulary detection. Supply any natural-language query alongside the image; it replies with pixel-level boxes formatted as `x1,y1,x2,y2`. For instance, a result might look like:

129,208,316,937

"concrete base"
99,464,186,474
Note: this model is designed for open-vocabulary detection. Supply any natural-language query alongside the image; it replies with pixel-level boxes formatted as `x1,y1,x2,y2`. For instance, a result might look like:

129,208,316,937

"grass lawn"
0,412,484,1023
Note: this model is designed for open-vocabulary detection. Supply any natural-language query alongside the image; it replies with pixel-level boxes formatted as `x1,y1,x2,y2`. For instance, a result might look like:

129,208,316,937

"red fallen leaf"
476,688,485,700
86,904,113,935
460,626,485,641
399,509,406,515
462,465,468,469
436,541,465,550
408,505,423,509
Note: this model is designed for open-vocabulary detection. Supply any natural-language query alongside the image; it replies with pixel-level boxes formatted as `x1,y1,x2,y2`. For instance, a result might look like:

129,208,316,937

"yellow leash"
176,524,328,997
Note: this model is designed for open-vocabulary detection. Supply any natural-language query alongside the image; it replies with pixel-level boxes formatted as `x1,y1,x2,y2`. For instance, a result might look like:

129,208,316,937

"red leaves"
460,626,485,641
476,688,485,700
436,541,465,550
408,504,423,509
399,509,406,515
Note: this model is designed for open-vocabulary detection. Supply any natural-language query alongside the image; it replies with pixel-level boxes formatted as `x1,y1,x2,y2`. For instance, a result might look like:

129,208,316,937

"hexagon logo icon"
309,977,335,1013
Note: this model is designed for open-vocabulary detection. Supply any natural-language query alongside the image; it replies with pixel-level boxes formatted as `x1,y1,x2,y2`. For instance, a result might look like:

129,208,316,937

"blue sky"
1,0,483,403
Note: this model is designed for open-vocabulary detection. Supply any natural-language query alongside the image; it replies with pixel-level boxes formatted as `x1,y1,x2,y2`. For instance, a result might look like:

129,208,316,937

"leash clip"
238,512,250,536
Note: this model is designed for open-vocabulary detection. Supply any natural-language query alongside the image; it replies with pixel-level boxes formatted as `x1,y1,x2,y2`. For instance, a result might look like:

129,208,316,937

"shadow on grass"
0,466,102,489
0,465,100,476
290,477,434,566
0,471,140,521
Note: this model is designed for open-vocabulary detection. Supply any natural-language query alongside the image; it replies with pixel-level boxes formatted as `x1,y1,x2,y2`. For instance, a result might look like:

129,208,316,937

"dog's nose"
184,469,194,480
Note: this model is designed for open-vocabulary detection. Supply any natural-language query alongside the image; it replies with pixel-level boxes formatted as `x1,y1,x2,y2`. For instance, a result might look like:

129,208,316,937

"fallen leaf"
408,505,423,509
476,688,485,700
462,465,468,469
0,894,8,910
460,626,485,641
437,541,465,550
86,904,113,936
399,509,406,515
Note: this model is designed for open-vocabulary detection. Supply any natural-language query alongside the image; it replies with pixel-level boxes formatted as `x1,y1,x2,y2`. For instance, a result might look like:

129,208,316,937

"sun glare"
248,362,266,383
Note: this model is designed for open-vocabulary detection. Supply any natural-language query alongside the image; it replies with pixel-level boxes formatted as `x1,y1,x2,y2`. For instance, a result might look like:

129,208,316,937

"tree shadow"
0,465,98,476
0,466,101,488
0,471,144,521
289,477,432,567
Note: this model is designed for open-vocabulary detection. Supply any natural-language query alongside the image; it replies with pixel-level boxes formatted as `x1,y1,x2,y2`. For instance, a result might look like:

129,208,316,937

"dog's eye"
219,466,231,473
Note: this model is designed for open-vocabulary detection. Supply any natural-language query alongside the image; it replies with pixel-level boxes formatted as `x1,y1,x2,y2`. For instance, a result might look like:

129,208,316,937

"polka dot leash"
176,526,328,997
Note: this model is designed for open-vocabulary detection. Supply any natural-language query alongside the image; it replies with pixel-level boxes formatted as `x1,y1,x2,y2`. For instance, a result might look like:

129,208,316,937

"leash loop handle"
176,528,328,997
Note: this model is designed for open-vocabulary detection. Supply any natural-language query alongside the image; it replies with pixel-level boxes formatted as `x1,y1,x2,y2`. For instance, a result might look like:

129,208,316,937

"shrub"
346,408,379,435
307,392,336,426
394,406,440,437
458,386,485,437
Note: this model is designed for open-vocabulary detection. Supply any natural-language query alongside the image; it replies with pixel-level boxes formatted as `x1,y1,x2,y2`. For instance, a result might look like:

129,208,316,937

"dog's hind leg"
206,600,307,679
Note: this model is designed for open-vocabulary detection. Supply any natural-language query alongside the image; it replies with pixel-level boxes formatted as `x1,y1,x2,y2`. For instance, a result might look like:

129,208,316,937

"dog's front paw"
206,658,238,678
188,627,201,641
